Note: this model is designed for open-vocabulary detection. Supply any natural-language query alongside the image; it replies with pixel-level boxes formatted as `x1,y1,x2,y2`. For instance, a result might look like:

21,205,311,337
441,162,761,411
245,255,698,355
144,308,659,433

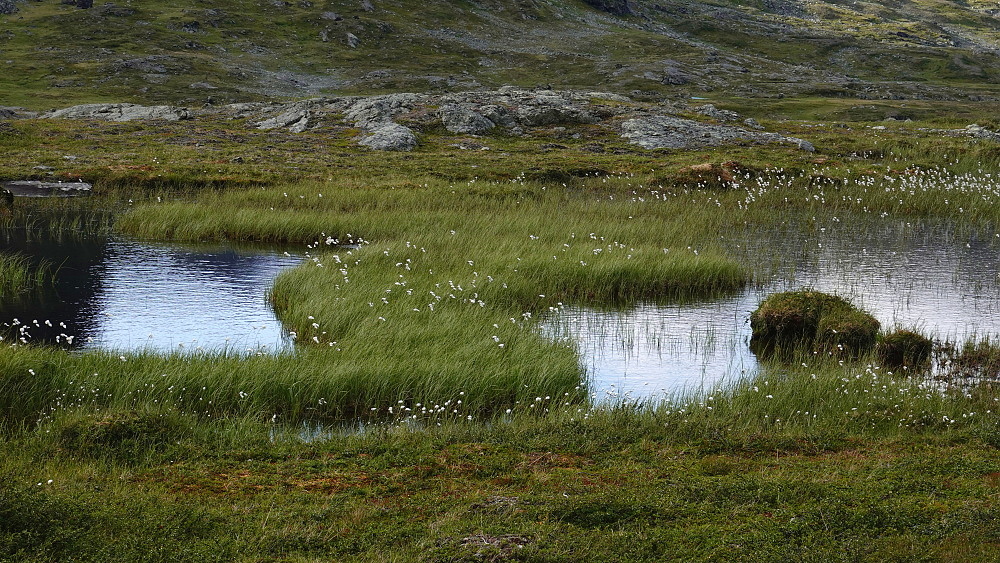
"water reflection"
1,236,301,352
543,219,1000,401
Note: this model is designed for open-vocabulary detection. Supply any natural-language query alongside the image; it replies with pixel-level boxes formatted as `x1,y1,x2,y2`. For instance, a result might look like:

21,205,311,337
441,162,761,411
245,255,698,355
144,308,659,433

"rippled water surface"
542,220,1000,400
1,237,301,352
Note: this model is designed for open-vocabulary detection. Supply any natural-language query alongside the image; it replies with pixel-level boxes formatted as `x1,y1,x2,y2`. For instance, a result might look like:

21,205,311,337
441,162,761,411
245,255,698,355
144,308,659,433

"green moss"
877,329,933,370
750,290,880,359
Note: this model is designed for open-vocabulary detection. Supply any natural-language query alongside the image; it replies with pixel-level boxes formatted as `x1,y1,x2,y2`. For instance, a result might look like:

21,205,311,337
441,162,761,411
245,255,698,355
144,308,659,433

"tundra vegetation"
4,93,1000,560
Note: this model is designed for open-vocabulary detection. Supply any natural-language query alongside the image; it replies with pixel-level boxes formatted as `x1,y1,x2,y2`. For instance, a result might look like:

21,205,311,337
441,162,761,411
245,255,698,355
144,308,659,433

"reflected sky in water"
82,240,301,352
542,220,1000,401
1,237,301,353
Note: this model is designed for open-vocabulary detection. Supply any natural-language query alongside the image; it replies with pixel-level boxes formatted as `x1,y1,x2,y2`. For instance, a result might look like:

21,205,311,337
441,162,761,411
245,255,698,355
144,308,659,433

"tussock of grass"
750,290,880,358
0,252,53,296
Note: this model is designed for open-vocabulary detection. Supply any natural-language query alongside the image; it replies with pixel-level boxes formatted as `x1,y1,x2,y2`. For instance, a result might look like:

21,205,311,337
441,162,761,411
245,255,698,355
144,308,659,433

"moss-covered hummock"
877,329,934,370
749,290,880,359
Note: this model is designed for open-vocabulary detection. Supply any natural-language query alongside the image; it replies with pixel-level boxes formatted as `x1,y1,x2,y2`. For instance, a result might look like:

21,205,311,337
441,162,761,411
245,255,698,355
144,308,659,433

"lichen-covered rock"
439,104,495,135
0,106,37,119
695,104,741,121
582,0,633,16
514,95,597,126
255,108,310,131
620,115,811,151
345,93,426,129
358,122,417,151
45,103,189,122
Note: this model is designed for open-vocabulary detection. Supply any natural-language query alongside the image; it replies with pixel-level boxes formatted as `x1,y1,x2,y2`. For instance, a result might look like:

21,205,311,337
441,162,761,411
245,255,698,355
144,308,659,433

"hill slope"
1,0,1000,109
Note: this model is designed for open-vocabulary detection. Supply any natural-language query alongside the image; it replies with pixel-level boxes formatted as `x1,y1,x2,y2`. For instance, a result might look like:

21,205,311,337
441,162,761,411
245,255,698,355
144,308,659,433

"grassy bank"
3,358,1000,561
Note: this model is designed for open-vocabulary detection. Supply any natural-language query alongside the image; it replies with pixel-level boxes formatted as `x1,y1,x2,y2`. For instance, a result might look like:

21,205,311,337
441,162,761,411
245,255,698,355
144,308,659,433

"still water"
542,219,1000,400
6,218,1000,400
1,236,300,352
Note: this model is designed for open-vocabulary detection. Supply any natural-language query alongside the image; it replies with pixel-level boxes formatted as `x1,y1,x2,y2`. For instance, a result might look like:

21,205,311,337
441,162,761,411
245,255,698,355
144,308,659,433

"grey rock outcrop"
583,0,633,16
962,123,1000,142
255,107,310,131
344,93,426,129
620,115,810,150
1,180,92,197
439,104,494,135
346,33,360,48
31,89,817,154
45,103,190,122
0,106,38,119
358,122,417,151
511,93,598,126
695,104,742,122
0,1,18,15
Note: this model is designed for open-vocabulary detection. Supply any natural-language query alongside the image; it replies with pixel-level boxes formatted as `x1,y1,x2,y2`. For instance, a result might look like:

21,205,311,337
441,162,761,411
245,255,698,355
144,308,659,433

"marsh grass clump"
668,161,756,190
750,290,879,359
877,329,933,371
55,410,194,462
0,252,52,295
942,337,1000,379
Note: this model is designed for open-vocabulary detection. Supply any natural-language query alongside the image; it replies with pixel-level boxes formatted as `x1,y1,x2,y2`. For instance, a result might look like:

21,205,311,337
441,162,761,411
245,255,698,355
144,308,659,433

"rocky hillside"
1,0,1000,109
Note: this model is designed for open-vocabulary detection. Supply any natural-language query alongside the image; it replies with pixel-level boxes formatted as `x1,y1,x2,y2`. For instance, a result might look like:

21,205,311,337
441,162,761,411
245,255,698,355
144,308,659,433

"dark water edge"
1,233,302,353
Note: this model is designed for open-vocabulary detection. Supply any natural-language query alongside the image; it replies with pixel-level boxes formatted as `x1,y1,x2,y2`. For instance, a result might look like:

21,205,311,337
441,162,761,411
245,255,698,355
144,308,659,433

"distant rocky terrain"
1,0,1000,108
6,88,822,152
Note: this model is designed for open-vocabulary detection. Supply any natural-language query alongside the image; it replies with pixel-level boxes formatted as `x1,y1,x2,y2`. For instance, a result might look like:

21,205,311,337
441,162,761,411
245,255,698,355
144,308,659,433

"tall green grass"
0,252,52,296
13,162,1000,425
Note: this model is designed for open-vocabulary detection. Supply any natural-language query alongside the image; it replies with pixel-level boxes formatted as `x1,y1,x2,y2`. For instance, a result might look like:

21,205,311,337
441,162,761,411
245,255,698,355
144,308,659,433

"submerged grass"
0,252,53,296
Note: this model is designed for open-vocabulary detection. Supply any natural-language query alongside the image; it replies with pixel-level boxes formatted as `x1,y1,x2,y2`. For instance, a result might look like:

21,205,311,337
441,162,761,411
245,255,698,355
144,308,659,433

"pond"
542,218,1000,401
1,235,301,353
6,216,1000,401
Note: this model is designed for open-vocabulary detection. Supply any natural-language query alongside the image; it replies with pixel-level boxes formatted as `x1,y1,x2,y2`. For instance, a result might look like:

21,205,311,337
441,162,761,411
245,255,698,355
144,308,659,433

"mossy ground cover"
4,110,1000,559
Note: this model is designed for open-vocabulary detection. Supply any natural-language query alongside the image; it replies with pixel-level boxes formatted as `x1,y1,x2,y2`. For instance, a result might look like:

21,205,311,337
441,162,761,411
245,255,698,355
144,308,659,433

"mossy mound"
877,330,933,370
749,290,880,359
56,411,194,463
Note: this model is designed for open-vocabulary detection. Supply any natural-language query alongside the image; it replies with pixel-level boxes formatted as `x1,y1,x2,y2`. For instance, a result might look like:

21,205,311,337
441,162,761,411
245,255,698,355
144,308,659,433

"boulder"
0,1,17,15
1,180,93,197
255,108,309,130
346,32,360,48
97,2,136,17
514,97,596,126
620,115,810,150
478,104,517,128
345,93,425,129
695,103,741,121
45,103,189,122
0,106,37,119
358,123,417,151
439,104,494,135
